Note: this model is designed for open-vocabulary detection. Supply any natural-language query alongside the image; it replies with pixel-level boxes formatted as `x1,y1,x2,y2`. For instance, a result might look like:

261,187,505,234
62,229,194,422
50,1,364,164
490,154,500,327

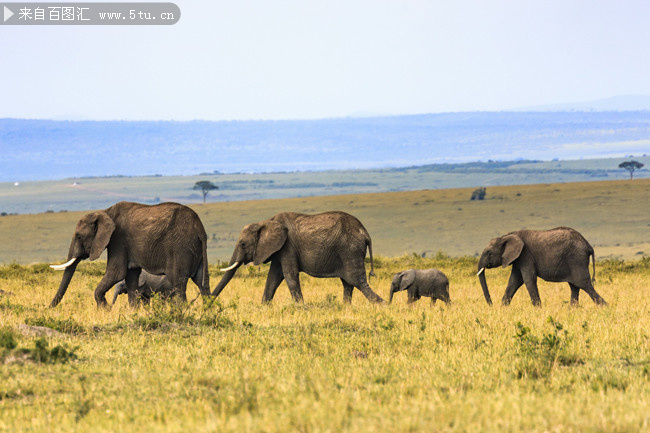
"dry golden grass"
0,255,649,433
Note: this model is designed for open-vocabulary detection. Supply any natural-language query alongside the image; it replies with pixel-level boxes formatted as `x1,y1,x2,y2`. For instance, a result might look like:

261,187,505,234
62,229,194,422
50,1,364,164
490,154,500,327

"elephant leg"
95,274,126,309
125,268,142,308
407,290,415,304
94,259,127,308
354,280,385,303
522,275,542,307
284,271,304,303
166,265,190,303
502,268,524,306
430,297,437,306
166,276,189,304
262,260,285,303
575,278,608,306
278,258,304,303
341,279,354,303
191,261,211,297
175,278,189,303
569,282,580,305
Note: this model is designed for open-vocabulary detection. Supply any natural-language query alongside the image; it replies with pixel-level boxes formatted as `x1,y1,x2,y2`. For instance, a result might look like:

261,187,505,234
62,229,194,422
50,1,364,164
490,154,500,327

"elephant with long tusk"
49,201,211,309
212,211,384,304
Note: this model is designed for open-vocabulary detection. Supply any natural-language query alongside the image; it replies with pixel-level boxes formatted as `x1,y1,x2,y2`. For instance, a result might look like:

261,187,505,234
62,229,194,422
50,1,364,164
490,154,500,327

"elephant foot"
96,300,111,310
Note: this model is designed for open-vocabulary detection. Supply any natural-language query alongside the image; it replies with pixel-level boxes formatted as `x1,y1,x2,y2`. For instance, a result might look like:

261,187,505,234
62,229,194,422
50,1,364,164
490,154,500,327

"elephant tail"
194,233,210,297
590,250,596,284
366,237,375,278
202,235,210,295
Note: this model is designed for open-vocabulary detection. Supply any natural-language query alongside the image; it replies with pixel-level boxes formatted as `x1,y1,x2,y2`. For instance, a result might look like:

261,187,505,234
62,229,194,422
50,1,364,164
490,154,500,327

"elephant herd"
49,201,607,310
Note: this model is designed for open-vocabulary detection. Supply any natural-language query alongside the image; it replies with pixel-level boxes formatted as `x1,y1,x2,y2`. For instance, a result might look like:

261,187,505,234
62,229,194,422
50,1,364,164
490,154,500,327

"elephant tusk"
477,267,485,276
50,257,77,271
220,261,239,272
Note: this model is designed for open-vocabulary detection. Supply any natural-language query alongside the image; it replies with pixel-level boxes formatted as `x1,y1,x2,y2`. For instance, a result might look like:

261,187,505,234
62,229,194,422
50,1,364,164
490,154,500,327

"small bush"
513,317,582,379
30,338,78,364
471,187,486,200
2,336,77,365
0,327,18,349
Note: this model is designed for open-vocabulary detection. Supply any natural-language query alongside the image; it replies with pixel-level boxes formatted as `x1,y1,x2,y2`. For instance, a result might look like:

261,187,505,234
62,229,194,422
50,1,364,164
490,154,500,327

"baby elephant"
389,269,450,305
112,271,175,306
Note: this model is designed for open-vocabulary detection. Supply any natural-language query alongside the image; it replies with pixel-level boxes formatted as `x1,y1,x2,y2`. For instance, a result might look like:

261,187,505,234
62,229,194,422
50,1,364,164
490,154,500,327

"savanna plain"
1,179,649,432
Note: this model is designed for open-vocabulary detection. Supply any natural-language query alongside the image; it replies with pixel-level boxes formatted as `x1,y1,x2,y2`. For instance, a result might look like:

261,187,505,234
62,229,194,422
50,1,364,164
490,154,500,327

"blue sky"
2,0,650,120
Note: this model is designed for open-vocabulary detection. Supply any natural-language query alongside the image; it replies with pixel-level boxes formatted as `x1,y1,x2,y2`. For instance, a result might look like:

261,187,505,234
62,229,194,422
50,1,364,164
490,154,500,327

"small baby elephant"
112,271,175,306
389,269,450,305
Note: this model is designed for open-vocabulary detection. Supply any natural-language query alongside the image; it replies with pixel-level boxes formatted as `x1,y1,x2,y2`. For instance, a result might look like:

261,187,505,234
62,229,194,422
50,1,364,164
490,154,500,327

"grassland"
1,255,649,433
0,178,649,432
1,178,648,264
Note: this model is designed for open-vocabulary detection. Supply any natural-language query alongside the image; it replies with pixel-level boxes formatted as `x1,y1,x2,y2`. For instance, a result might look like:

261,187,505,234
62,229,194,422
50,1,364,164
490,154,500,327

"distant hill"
516,95,650,112
1,111,649,182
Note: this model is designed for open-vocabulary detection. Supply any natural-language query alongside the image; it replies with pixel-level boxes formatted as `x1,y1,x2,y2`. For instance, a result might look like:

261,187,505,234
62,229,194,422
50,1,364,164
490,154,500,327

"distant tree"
618,161,644,179
193,180,218,203
471,187,486,200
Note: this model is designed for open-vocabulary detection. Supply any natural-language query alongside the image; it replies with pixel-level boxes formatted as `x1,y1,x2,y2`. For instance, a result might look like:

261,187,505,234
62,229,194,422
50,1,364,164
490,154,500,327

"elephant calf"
112,271,175,306
389,269,451,305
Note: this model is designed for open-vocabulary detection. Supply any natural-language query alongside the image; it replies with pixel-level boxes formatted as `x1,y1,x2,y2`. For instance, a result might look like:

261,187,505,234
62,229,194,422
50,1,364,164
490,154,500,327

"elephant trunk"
112,281,126,306
389,282,398,303
212,246,248,298
212,248,245,297
477,255,492,305
212,266,240,297
49,258,80,307
441,284,451,305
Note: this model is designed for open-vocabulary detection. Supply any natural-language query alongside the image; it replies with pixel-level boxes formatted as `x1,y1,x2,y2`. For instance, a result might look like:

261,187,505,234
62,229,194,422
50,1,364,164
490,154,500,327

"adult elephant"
476,227,607,307
49,201,210,308
212,211,384,304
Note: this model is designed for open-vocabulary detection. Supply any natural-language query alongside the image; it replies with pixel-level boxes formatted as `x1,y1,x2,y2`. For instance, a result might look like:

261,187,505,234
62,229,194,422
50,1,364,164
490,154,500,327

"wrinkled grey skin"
50,201,210,309
212,211,384,304
112,271,175,306
389,269,451,305
477,227,607,307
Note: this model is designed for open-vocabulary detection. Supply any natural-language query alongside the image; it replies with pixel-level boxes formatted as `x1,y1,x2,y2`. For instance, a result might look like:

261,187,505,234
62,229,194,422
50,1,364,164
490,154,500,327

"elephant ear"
399,270,416,291
89,211,116,261
501,234,524,267
253,221,287,265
